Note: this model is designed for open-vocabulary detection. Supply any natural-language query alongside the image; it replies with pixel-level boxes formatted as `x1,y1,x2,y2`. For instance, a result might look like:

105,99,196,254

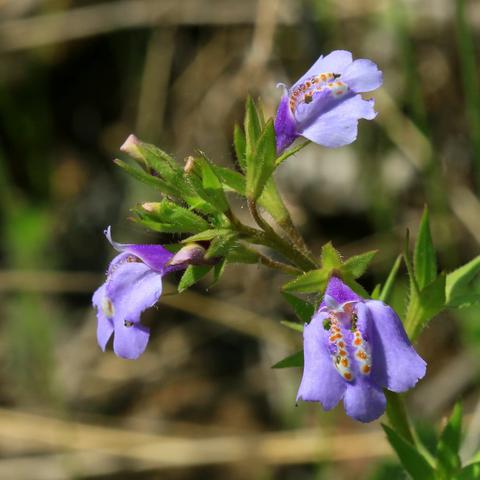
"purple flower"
92,227,204,359
274,50,383,153
297,277,426,422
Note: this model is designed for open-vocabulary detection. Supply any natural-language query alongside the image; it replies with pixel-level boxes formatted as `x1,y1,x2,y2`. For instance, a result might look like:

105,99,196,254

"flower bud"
168,243,208,267
120,134,142,160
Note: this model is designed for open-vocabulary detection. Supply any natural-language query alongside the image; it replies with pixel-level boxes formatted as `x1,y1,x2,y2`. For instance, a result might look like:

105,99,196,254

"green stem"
247,199,318,271
256,251,303,275
275,140,311,167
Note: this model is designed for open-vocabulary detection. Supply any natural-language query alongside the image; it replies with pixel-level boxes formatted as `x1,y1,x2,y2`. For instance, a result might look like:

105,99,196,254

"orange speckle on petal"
357,351,367,360
354,338,362,346
363,365,371,374
344,373,352,381
341,358,349,367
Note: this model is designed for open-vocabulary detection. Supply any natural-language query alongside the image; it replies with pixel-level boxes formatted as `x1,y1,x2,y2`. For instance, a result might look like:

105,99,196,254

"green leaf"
342,250,378,279
280,320,304,333
136,200,209,234
199,155,229,213
283,269,329,294
382,424,436,480
380,255,402,303
282,292,315,323
114,159,179,197
405,274,446,340
178,265,212,292
272,350,303,369
321,242,343,270
233,124,247,171
246,119,277,200
244,96,261,168
414,206,437,290
437,403,463,478
213,166,246,195
371,284,382,299
205,231,238,259
446,255,480,307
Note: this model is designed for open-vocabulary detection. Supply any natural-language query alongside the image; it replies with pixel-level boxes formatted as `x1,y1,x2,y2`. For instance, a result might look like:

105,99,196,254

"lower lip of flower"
328,313,372,381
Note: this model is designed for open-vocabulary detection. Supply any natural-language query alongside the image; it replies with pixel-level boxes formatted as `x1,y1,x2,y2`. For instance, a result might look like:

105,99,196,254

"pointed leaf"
446,255,480,306
283,269,329,294
406,273,446,340
414,207,437,289
380,255,402,303
272,350,304,369
282,292,315,323
234,124,247,171
136,200,209,234
225,243,259,264
321,242,342,270
213,166,246,195
437,403,463,477
382,424,436,480
342,250,377,279
457,463,480,479
246,119,277,200
371,284,382,299
178,265,212,292
244,96,261,168
183,229,234,243
280,320,304,333
205,231,238,259
114,159,179,197
258,178,290,224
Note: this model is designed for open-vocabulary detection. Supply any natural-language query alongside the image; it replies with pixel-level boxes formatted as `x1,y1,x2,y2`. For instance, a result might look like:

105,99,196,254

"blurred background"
1,0,480,478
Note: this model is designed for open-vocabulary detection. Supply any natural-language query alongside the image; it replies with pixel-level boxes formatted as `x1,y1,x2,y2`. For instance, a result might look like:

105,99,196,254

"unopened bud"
184,156,196,174
168,243,207,267
120,134,142,160
142,202,160,213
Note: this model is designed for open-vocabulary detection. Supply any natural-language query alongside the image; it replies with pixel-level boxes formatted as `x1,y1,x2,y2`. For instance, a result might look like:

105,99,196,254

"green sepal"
258,178,291,225
199,155,229,213
414,206,437,290
272,350,304,369
246,118,277,200
342,250,378,279
178,265,212,292
135,200,209,234
280,320,304,333
282,292,315,323
446,255,480,307
436,403,463,478
211,258,227,286
382,424,436,480
224,243,260,264
371,284,382,299
183,228,234,243
205,231,238,259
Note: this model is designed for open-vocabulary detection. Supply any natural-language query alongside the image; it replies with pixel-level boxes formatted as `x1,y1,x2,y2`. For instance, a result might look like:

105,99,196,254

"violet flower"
274,50,383,154
92,227,204,359
297,277,426,422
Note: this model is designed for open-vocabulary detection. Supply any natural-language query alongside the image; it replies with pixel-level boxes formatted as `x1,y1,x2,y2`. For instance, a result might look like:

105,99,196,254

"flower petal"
106,261,163,325
274,93,299,154
358,301,427,392
92,283,114,351
104,226,173,272
113,322,150,360
292,50,353,89
297,312,346,409
299,94,376,148
320,276,362,309
341,59,383,93
343,377,386,422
